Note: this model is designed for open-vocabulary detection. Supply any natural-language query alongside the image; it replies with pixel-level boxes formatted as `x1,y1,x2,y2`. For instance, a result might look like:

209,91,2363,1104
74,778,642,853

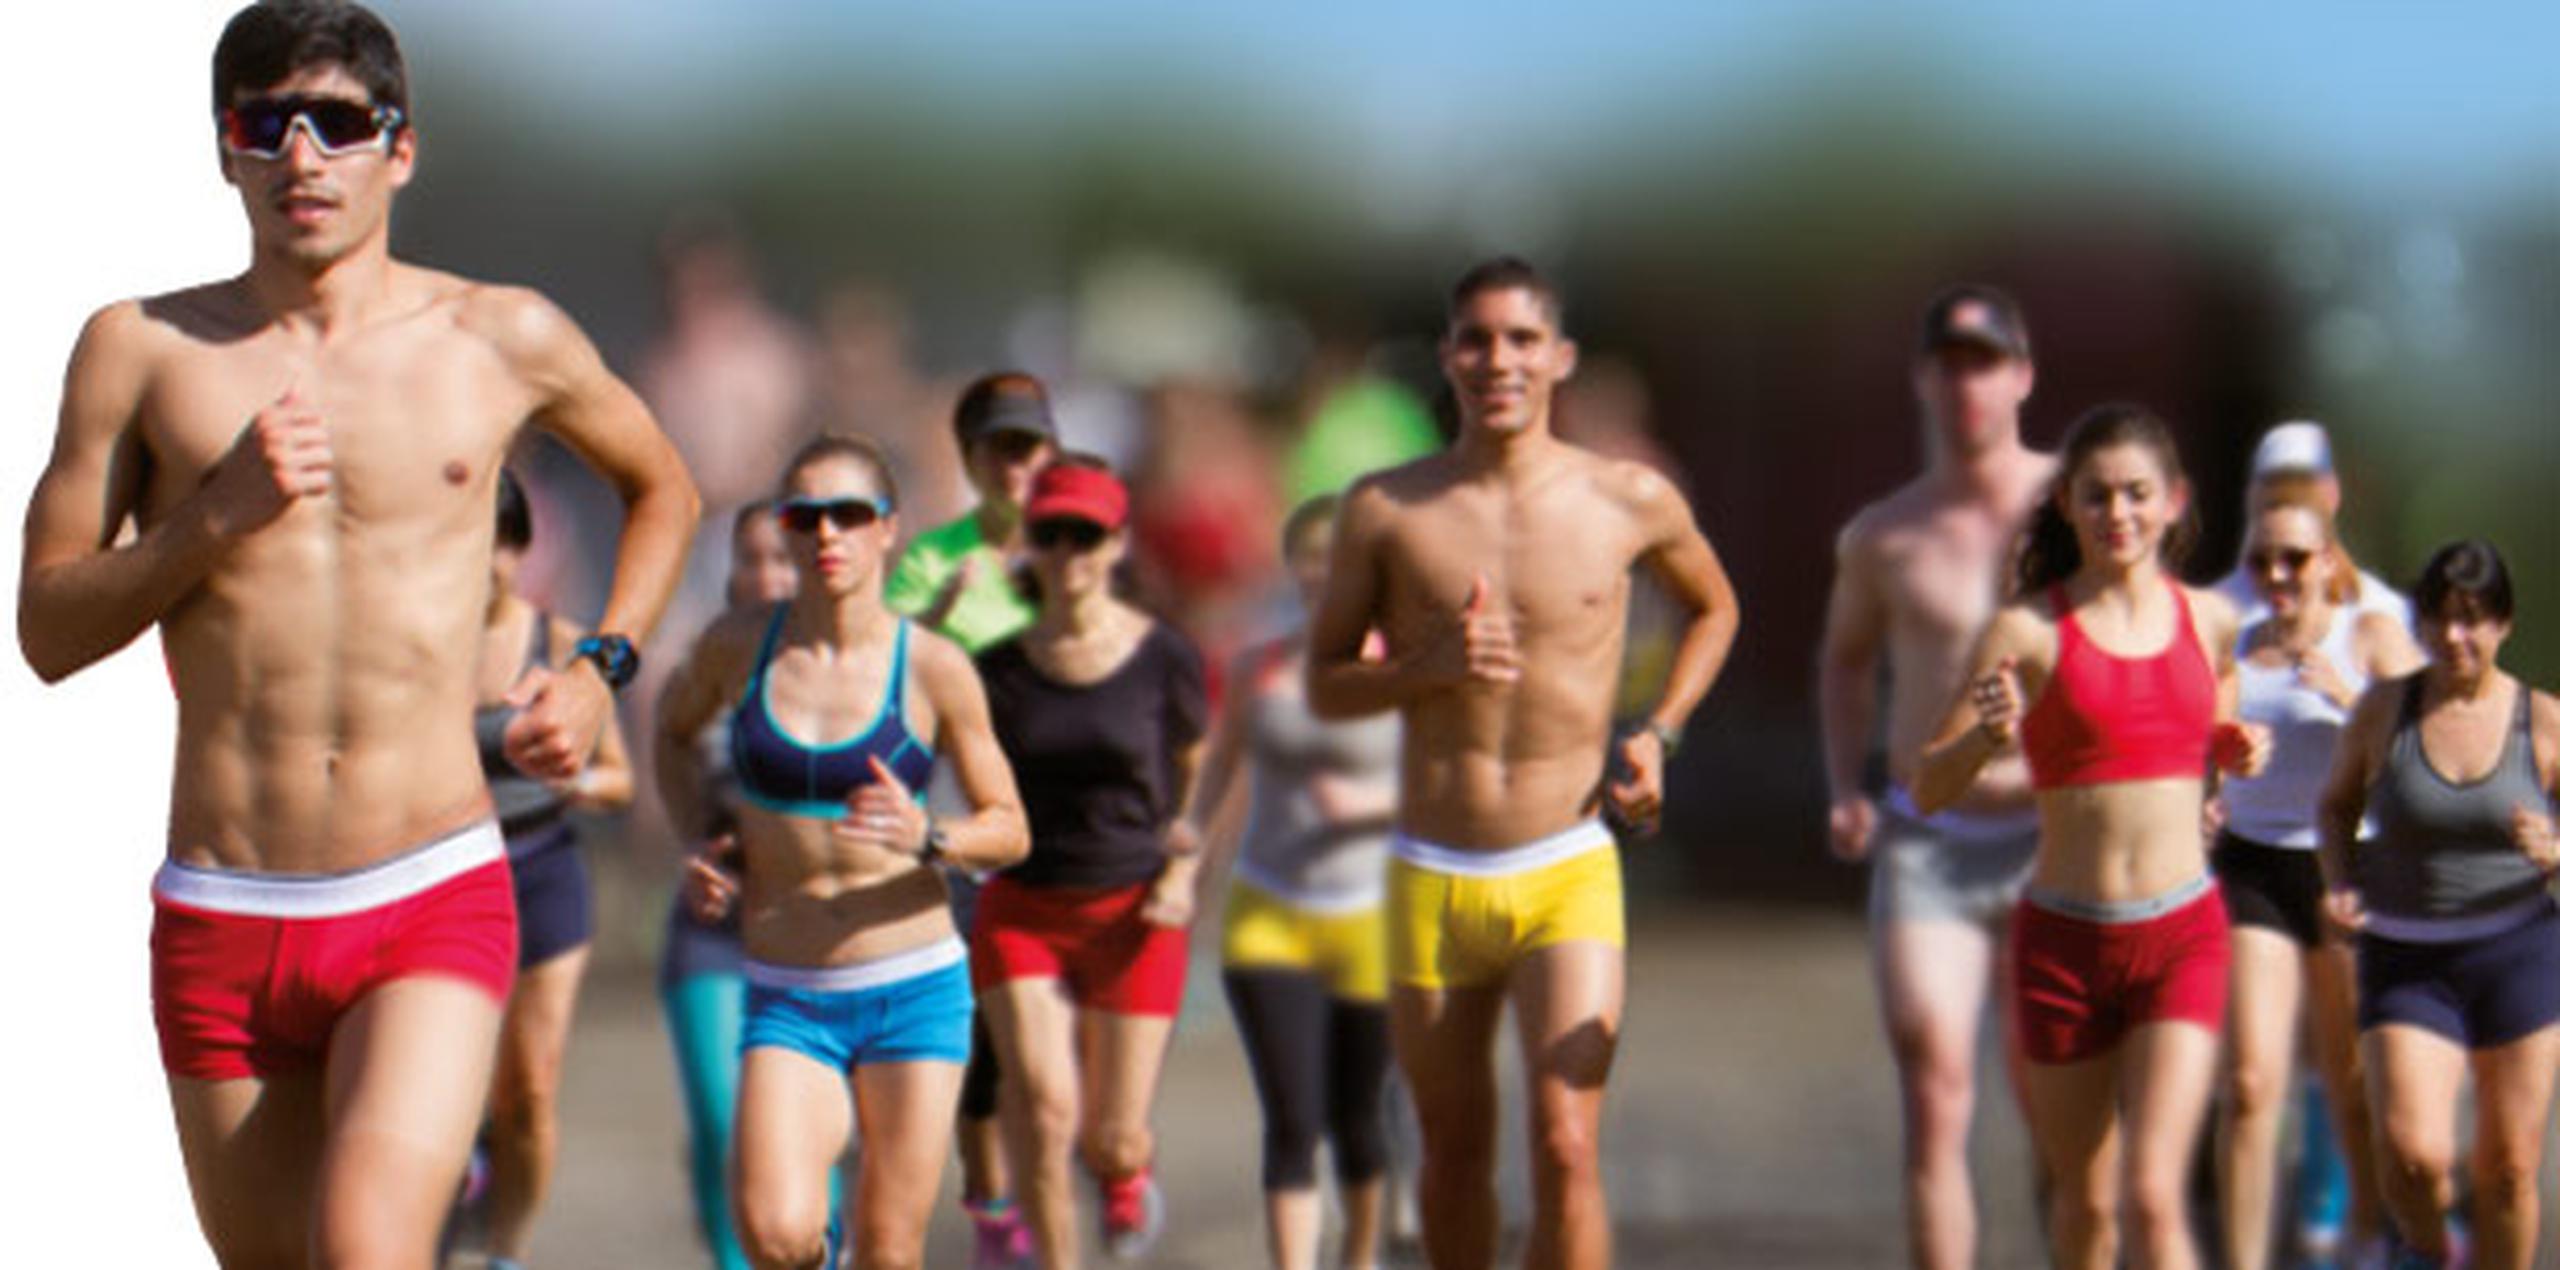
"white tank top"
2224,611,2367,847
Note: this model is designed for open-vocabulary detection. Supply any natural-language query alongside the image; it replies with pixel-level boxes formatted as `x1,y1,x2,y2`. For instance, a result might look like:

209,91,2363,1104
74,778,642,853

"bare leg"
2214,928,2301,1270
486,943,592,1261
848,1061,965,1270
2465,1026,2559,1270
2119,1022,2219,1270
1390,982,1507,1270
1510,941,1622,1270
733,1047,854,1270
1872,917,1997,1270
986,978,1083,1270
168,1071,326,1269
2299,939,2385,1249
311,977,505,1269
1079,1010,1177,1181
2021,1050,2124,1270
2364,1023,2467,1261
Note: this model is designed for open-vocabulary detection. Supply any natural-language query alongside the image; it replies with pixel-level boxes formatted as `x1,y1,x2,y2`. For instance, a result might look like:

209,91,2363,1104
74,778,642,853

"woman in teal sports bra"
660,435,1028,1270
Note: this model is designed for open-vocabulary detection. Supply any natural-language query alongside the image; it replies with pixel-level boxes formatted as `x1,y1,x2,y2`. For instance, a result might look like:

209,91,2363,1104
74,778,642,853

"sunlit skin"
2211,502,2421,1269
17,43,697,1268
1915,437,2261,1270
2315,586,2560,1270
1817,327,2051,1270
663,453,1027,1270
1307,281,1740,1270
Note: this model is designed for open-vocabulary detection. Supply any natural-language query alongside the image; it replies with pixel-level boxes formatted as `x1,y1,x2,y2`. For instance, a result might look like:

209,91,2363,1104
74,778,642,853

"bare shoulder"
1350,451,1459,512
906,623,982,693
2528,685,2560,760
82,282,242,365
2185,583,2242,641
1984,595,2060,666
444,274,594,373
1834,475,1939,562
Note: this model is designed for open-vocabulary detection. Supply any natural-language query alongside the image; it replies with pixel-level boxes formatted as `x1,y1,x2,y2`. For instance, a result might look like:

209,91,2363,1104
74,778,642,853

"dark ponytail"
2012,402,2198,597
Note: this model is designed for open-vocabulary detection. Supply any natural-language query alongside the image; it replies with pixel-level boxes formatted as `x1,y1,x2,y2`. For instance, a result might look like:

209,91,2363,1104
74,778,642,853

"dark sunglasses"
778,496,891,534
219,95,405,159
2245,546,2318,576
1028,518,1108,552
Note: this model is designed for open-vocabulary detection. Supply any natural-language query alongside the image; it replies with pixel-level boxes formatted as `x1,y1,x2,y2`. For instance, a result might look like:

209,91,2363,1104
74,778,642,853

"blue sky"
416,0,2558,207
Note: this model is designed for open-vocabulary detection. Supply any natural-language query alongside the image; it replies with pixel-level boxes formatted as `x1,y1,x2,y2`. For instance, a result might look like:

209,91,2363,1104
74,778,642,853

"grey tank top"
1235,644,1401,904
474,614,568,839
2363,675,2554,923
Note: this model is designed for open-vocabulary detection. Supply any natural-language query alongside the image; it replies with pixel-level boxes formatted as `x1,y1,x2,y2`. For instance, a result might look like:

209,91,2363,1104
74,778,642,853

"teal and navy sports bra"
729,610,935,818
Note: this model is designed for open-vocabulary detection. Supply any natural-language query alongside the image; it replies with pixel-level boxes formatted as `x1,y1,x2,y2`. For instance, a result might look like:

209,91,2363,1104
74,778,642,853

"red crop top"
2020,583,2218,789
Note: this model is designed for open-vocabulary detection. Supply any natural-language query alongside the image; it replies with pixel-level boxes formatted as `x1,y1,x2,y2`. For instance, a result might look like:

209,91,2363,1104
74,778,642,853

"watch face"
577,635,639,689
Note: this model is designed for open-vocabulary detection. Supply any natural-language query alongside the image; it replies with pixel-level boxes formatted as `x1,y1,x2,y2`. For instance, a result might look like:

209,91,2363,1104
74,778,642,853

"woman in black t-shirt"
972,456,1209,1267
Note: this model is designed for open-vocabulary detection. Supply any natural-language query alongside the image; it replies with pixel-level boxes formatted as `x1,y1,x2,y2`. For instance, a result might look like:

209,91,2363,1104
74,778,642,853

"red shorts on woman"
2009,878,2230,1065
971,874,1189,1017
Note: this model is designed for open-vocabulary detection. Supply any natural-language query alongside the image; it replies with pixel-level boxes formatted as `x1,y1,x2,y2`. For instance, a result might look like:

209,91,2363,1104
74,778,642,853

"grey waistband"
2024,873,2215,924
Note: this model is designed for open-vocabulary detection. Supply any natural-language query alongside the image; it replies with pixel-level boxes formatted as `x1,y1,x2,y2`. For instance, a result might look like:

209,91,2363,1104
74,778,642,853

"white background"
2,3,264,1262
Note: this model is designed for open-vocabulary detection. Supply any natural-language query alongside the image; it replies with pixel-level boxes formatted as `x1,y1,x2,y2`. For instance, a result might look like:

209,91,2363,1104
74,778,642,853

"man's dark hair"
212,1,409,117
1448,256,1564,329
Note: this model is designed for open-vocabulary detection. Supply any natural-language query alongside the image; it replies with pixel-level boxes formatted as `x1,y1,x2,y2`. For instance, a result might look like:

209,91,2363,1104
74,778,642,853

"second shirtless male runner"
1817,285,2056,1270
17,4,697,1265
1307,257,1740,1270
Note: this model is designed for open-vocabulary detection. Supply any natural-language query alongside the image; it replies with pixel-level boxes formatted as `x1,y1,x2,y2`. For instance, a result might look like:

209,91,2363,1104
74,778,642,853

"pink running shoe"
966,1197,1034,1270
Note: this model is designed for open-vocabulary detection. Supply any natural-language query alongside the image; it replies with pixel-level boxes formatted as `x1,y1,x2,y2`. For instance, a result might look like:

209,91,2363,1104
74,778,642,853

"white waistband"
1232,860,1384,915
745,935,968,993
2366,894,2557,945
1389,819,1613,879
2025,874,2216,924
151,820,505,919
1885,786,2039,842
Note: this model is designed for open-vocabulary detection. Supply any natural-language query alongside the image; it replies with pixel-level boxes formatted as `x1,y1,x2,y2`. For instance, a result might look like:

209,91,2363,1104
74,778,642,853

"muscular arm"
20,305,252,681
551,616,635,810
487,289,700,652
1304,482,1408,719
916,635,1030,873
1817,519,1889,800
1628,465,1740,739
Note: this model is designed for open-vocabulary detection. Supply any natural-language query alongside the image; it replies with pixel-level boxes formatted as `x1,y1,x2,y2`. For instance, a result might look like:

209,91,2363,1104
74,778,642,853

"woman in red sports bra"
1917,404,2268,1270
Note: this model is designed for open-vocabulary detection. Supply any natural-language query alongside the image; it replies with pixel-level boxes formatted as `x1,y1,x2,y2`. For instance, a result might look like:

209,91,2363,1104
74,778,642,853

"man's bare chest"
141,335,529,517
1382,505,1633,635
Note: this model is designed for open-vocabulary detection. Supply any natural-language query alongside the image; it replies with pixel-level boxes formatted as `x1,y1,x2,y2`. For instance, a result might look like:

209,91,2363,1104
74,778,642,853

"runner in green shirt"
886,372,1056,654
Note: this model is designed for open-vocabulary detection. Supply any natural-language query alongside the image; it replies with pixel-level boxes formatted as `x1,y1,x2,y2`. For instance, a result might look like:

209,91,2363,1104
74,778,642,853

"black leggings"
960,1010,1001,1121
1222,967,1393,1192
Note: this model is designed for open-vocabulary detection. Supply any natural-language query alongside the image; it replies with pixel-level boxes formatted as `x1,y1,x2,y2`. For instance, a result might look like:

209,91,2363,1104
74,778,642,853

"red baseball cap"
1024,462,1128,531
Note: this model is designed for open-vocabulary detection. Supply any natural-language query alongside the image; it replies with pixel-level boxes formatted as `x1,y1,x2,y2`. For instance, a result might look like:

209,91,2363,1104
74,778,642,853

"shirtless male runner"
16,4,697,1265
1817,285,2055,1270
1307,257,1740,1270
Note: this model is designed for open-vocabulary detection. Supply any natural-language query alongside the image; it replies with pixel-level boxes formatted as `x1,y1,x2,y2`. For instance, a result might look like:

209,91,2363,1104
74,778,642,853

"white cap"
2251,420,2333,477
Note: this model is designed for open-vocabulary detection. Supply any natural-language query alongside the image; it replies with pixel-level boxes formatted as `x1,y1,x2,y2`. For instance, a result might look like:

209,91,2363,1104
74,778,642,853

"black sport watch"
570,633,640,691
